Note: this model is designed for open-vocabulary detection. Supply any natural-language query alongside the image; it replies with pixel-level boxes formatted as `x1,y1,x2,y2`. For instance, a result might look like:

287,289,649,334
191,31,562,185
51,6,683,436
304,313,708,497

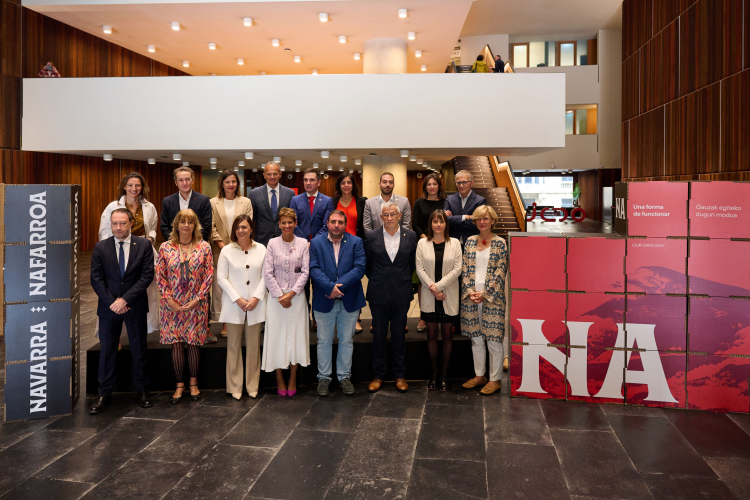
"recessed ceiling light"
340,155,347,162
312,69,318,75
339,167,344,171
400,150,409,157
210,158,218,164
416,159,423,164
182,61,189,67
294,55,301,63
252,168,258,172
208,42,216,50
147,45,155,52
103,154,113,161
103,25,112,34
295,160,302,166
354,53,361,60
354,159,362,165
171,22,180,31
415,50,422,57
243,18,252,26
210,73,217,76
398,8,408,18
183,161,190,167
234,166,239,171
272,39,280,47
295,167,300,172
238,161,245,167
280,166,285,171
349,169,354,173
173,154,182,161
260,71,266,75
148,158,156,164
408,32,416,40
421,65,427,71
238,58,244,65
245,152,254,159
339,35,347,43
327,165,333,170
409,155,417,161
321,151,330,158
273,157,281,162
313,163,320,168
319,13,329,22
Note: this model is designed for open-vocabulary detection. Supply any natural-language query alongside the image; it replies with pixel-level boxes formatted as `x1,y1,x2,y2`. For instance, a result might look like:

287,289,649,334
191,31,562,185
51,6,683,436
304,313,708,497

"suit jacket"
160,191,212,242
362,194,412,232
290,192,334,241
248,183,295,247
444,191,487,242
364,227,417,306
309,233,366,313
210,195,253,265
90,235,155,319
331,195,367,240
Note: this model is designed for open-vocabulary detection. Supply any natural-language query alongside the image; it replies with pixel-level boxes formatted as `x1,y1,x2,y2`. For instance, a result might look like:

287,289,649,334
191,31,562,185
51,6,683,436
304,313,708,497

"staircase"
447,156,521,237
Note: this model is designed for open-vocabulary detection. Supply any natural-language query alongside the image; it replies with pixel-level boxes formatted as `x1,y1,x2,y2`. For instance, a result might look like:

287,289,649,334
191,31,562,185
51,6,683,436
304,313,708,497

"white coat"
99,196,158,242
217,241,267,326
415,237,463,316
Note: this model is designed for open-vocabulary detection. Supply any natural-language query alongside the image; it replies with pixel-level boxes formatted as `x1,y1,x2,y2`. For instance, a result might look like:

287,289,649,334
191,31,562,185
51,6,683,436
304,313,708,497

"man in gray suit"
362,172,412,232
248,162,295,247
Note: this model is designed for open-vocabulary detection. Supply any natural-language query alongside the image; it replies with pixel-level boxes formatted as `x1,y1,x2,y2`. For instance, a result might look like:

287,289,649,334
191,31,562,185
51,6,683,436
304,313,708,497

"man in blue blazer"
309,210,366,397
160,166,212,242
444,170,487,244
248,162,295,247
90,209,154,414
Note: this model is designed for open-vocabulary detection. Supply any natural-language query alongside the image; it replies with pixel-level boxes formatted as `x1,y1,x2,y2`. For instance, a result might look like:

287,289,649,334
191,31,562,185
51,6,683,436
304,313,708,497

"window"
534,177,539,184
516,176,574,209
565,107,597,135
511,43,529,68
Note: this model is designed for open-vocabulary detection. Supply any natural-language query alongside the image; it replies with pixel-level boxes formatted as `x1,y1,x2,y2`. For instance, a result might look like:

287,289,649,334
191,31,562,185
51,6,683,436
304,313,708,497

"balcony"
515,65,599,105
496,134,599,171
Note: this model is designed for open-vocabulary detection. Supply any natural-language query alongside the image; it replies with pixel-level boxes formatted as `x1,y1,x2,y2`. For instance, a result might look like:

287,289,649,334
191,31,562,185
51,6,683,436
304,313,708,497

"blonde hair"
278,207,297,222
169,209,203,246
472,205,498,224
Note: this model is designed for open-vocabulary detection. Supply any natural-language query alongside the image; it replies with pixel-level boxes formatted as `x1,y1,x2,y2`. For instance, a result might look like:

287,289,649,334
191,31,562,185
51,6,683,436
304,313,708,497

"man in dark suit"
90,208,155,414
364,201,417,393
248,161,295,247
160,165,216,342
309,210,366,397
444,170,487,244
160,166,212,242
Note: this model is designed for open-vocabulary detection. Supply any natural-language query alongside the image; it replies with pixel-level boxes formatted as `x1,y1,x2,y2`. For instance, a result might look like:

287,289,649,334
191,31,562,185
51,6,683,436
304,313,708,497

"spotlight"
243,18,252,26
148,158,156,164
409,155,417,161
245,152,254,159
173,154,182,161
400,150,409,157
272,39,280,47
295,160,302,166
273,157,281,162
319,13,329,22
171,22,180,31
208,42,216,50
340,155,347,162
103,154,113,161
183,161,190,167
182,61,189,67
238,161,245,167
313,163,320,169
398,8,408,18
339,35,347,43
354,159,362,165
103,26,112,34
238,58,244,65
312,69,318,75
416,159,423,164
421,65,427,71
354,53,361,60
294,55,301,63
408,32,416,40
210,158,218,164
415,50,422,57
321,151,330,158
148,45,155,52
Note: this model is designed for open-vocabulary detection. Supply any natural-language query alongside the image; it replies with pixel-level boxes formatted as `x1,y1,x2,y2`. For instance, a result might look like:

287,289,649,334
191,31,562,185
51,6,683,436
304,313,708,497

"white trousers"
471,337,504,382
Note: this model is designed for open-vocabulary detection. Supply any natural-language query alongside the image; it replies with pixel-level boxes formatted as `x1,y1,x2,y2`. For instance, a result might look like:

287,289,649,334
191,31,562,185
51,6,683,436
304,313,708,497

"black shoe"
137,392,153,408
171,384,185,405
190,384,201,402
439,374,449,392
428,372,438,391
89,396,112,415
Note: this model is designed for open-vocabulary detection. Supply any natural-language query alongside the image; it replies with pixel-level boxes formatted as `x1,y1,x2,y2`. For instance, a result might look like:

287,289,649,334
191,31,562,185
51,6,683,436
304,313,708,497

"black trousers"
98,311,149,396
370,302,410,379
304,277,315,321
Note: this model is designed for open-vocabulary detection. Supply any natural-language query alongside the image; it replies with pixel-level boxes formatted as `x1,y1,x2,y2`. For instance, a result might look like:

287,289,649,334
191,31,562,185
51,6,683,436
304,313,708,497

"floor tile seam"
547,431,574,497
24,428,101,483
120,416,179,423
482,397,490,499
241,433,285,499
483,437,556,447
547,427,616,433
400,393,426,491
639,471,726,479
413,456,486,464
331,397,375,479
295,425,356,435
425,402,484,409
219,395,269,445
219,443,279,451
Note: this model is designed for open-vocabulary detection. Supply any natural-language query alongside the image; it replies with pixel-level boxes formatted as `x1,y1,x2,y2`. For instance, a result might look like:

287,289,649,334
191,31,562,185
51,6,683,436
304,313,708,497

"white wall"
597,29,622,170
496,134,599,170
22,73,565,153
515,65,599,105
459,34,509,66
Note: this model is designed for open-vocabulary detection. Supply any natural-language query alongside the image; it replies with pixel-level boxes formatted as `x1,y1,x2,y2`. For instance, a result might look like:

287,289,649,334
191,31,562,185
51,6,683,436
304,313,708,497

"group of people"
88,162,508,415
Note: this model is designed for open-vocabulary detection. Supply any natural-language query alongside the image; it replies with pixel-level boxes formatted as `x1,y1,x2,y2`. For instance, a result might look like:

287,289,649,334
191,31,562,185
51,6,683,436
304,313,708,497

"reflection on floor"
526,217,616,234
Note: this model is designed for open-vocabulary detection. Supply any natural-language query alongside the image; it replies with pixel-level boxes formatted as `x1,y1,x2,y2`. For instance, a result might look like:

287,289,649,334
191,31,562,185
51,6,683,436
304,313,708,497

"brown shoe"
395,378,409,392
480,382,501,395
503,356,509,371
462,376,487,389
368,379,384,393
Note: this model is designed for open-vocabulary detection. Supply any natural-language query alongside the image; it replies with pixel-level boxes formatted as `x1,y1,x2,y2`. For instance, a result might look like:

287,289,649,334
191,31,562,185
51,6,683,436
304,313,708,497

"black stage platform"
86,317,478,394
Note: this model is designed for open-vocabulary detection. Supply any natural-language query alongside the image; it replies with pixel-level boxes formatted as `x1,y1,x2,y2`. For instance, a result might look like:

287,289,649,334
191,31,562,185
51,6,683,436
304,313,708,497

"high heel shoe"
287,388,297,397
189,384,201,402
439,374,449,392
277,388,288,397
171,383,185,404
427,372,438,390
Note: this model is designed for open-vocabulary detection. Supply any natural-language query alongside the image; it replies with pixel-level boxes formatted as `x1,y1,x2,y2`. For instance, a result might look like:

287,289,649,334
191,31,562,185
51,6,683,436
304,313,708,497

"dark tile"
425,382,483,407
414,404,484,461
540,401,610,431
1,477,93,500
407,458,486,500
0,415,60,451
125,391,203,421
643,473,738,500
607,414,716,477
138,405,247,464
599,404,667,418
486,441,569,500
0,429,93,496
164,444,274,500
45,395,136,434
222,391,318,448
81,459,186,499
324,477,407,500
706,457,750,500
298,390,372,433
36,418,174,483
249,429,352,500
667,410,750,459
550,429,651,499
728,414,750,437
338,417,421,483
484,396,552,445
366,386,427,420
199,390,264,410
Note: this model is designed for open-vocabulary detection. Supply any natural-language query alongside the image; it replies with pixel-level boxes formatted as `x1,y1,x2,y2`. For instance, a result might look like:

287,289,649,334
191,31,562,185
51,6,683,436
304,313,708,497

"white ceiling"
27,0,474,76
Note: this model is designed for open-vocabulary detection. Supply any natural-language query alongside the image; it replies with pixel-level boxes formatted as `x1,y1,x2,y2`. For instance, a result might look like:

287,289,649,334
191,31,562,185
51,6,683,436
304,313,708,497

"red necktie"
308,196,315,214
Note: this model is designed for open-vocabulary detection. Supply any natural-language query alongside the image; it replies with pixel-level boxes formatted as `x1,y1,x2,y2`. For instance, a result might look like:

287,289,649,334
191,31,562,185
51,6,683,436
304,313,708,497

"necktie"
271,189,278,218
118,241,126,277
308,195,315,214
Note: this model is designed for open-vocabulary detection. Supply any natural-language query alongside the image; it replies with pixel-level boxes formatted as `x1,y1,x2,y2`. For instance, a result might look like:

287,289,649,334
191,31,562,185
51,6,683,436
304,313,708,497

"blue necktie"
118,241,126,277
271,189,278,218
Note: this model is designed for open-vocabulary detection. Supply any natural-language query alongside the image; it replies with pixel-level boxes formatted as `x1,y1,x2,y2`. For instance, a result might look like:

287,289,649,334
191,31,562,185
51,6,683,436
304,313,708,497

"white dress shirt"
114,233,132,272
266,184,280,207
383,227,401,262
224,198,236,225
179,190,192,211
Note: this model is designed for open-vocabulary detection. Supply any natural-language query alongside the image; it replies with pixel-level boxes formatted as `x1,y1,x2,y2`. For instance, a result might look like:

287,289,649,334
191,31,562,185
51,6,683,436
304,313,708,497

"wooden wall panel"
641,20,679,113
721,69,750,173
630,106,664,178
622,53,640,121
577,169,599,221
107,44,151,77
622,121,630,179
587,39,598,65
654,0,693,34
623,0,653,61
152,60,190,77
746,0,750,69
1,0,21,149
1,0,21,77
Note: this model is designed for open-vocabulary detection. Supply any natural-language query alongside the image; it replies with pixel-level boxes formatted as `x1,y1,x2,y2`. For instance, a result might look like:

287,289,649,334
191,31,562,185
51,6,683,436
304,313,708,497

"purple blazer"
263,235,309,298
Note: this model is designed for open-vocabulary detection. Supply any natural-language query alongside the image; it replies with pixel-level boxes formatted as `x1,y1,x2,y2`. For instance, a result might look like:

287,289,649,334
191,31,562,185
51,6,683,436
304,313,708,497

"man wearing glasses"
444,170,487,244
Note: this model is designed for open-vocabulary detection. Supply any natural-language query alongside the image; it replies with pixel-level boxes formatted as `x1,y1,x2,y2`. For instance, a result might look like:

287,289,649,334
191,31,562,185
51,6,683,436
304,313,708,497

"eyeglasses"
381,213,400,219
455,181,471,186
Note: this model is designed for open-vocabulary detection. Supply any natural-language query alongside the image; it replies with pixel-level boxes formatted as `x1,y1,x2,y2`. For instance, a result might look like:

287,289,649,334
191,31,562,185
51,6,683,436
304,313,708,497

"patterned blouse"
263,235,310,298
460,235,508,342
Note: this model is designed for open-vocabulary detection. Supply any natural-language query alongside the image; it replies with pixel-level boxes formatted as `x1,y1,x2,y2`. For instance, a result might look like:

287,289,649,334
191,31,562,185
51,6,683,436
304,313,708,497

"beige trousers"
226,321,261,395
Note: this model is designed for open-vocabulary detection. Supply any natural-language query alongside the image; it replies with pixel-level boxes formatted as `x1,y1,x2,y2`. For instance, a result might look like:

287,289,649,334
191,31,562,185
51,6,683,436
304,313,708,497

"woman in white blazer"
98,172,160,334
415,209,463,392
217,213,266,400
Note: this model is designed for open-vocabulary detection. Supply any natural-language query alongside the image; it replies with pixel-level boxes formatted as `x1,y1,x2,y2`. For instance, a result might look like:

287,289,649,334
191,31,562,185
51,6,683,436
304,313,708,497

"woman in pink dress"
157,209,213,404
